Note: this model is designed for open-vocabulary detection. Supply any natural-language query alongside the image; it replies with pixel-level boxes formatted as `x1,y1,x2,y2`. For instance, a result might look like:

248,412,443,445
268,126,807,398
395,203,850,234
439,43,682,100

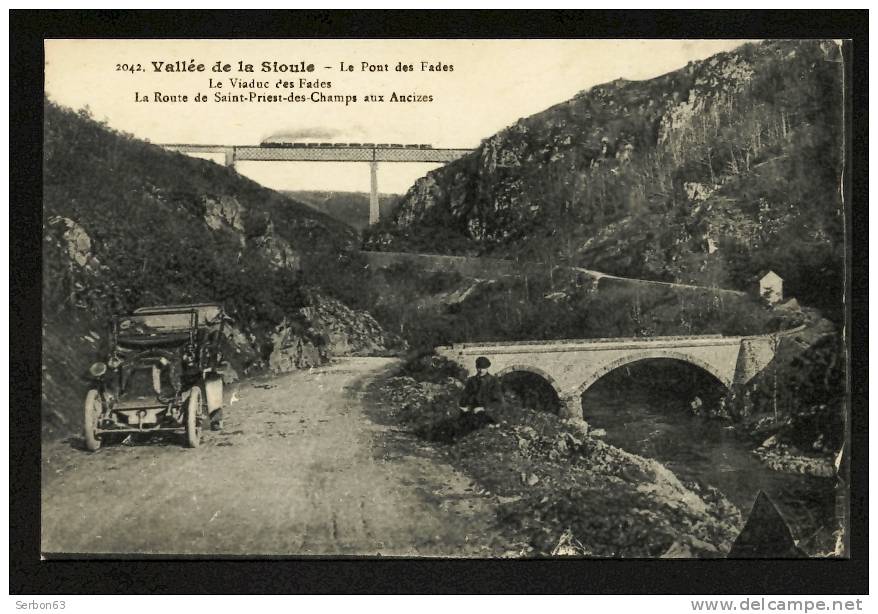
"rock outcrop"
306,295,394,357
46,216,100,270
252,219,301,272
262,293,398,374
202,194,246,236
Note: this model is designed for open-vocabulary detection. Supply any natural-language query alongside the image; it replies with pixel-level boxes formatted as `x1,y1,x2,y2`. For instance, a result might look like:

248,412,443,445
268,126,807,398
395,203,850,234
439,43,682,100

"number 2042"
115,63,143,73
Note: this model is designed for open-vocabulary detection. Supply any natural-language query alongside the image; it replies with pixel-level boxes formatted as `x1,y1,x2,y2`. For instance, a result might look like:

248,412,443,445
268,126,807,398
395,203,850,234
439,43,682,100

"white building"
759,270,783,304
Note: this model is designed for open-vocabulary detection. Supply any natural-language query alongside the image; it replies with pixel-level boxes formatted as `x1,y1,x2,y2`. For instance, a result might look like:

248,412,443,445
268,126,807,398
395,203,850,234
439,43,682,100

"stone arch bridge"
436,332,794,420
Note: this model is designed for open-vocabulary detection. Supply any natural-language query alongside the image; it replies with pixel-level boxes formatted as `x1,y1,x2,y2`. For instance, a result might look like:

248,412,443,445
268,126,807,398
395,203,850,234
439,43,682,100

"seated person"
459,356,504,416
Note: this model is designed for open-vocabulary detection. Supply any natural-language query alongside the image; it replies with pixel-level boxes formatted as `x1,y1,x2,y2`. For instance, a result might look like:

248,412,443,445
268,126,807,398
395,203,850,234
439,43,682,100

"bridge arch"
495,364,567,399
573,349,733,399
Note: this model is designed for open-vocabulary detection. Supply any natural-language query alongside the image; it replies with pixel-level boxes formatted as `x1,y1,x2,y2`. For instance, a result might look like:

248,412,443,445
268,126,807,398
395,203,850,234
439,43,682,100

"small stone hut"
759,270,784,304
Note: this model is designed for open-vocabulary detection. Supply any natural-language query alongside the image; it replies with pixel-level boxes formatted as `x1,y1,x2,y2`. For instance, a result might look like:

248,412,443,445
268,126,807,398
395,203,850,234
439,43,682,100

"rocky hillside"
42,100,396,438
365,40,845,322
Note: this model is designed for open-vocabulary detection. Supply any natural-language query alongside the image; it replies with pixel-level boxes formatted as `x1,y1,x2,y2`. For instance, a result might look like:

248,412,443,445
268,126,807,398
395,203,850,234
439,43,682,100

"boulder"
47,216,98,268
522,473,540,486
661,540,694,558
760,434,778,449
517,426,538,440
563,417,590,438
267,318,328,372
202,194,246,236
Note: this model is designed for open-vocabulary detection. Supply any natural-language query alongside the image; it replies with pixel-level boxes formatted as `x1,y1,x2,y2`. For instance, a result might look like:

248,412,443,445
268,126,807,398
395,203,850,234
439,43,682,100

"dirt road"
41,357,508,556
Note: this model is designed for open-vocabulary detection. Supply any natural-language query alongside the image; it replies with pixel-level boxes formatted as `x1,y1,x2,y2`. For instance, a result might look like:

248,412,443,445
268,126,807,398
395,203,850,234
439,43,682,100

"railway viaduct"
436,332,794,422
160,143,473,224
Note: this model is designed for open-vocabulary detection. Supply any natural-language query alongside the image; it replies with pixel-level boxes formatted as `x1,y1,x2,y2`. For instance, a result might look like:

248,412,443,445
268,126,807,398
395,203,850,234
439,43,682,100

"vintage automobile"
83,303,228,451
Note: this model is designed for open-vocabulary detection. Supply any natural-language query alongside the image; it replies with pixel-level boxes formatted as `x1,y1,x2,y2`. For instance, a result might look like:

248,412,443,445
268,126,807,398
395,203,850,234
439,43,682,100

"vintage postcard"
41,38,849,559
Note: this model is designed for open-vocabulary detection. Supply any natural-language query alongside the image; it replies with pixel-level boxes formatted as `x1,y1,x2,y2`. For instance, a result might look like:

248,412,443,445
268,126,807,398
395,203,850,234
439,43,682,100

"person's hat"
475,356,491,369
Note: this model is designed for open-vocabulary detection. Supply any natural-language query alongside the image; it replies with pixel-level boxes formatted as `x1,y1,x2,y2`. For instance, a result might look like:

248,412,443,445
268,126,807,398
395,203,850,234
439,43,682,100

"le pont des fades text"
118,59,453,74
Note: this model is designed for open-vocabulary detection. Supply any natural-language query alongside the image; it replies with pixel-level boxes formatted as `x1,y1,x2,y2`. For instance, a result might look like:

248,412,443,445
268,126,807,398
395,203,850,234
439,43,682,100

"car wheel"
83,389,102,452
185,386,202,448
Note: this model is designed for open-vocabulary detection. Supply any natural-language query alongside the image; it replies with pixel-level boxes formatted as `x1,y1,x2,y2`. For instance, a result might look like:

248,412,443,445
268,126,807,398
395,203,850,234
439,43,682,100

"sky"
45,39,751,194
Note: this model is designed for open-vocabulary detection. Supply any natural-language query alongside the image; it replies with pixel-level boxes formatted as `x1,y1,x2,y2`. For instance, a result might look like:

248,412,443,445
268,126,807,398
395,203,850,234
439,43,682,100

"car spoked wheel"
185,386,202,448
83,389,102,452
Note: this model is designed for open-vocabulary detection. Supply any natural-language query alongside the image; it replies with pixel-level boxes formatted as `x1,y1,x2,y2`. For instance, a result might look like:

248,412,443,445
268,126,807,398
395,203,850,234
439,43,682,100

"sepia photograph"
37,34,851,562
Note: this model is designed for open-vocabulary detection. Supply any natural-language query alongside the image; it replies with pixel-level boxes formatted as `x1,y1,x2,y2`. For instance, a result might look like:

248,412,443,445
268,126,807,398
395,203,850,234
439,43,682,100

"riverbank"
581,368,842,558
367,359,743,558
678,398,838,480
751,437,836,478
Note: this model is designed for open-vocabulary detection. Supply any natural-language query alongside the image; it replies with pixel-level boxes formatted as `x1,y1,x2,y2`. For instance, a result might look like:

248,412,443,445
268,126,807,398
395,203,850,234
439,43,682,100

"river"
581,361,840,556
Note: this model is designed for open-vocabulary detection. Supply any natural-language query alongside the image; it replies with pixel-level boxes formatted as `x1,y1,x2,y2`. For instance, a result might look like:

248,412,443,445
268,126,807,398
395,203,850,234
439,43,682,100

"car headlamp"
89,362,108,378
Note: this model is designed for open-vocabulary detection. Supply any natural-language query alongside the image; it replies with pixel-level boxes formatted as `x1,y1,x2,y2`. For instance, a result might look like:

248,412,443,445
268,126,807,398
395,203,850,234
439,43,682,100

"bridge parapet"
437,334,744,357
439,333,725,348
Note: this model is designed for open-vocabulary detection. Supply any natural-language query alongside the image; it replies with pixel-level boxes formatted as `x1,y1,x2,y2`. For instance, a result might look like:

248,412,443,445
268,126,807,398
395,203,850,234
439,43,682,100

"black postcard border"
9,9,868,595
